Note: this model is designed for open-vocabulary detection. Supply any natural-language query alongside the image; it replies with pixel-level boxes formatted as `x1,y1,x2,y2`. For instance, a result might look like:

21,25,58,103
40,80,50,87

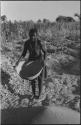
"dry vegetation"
1,16,80,112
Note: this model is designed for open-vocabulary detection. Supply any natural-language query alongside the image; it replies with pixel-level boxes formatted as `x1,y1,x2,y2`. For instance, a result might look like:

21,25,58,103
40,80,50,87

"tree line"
1,13,80,43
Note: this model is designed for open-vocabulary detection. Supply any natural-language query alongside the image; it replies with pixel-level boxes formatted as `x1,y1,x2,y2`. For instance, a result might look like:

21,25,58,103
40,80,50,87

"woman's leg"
31,80,39,99
38,71,43,97
44,65,47,79
38,66,47,98
31,80,36,97
30,73,43,100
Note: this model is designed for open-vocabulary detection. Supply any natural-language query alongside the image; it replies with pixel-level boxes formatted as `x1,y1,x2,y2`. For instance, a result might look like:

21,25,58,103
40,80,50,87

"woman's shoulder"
24,39,30,46
37,39,42,45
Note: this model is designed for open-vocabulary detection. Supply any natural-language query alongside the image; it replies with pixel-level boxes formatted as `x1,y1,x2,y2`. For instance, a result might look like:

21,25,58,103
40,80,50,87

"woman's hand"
14,55,23,69
13,61,19,69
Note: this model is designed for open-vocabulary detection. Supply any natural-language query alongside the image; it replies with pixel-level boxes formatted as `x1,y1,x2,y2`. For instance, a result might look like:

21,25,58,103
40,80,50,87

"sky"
1,1,80,22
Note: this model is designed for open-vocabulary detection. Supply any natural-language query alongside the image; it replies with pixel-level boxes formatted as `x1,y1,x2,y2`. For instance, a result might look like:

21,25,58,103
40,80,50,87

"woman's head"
29,28,38,41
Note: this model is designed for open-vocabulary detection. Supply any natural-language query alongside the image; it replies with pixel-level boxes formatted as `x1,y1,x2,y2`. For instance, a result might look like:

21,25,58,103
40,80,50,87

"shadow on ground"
1,106,80,124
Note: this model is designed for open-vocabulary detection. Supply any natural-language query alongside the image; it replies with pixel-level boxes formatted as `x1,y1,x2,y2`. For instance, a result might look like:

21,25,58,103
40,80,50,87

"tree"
43,19,50,23
56,16,75,23
74,13,81,20
1,15,7,22
37,19,42,23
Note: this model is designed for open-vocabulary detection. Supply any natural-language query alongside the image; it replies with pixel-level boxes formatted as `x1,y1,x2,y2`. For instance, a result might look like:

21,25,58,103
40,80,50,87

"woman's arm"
40,41,47,60
42,48,47,60
15,41,28,67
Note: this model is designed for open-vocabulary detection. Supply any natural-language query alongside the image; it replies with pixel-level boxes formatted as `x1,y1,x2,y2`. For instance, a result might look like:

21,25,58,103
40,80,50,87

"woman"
15,28,47,99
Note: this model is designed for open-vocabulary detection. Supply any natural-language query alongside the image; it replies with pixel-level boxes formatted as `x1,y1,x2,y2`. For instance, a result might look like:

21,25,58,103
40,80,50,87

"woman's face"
30,32,37,42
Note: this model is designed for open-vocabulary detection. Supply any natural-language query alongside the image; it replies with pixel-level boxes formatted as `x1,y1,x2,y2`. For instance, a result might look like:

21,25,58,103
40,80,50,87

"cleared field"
1,19,80,114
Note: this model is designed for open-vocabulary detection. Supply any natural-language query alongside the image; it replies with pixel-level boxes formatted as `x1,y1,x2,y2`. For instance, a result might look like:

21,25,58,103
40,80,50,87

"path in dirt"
1,106,80,124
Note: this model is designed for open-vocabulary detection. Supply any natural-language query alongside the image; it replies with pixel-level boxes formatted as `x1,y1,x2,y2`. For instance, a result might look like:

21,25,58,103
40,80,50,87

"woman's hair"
29,28,38,37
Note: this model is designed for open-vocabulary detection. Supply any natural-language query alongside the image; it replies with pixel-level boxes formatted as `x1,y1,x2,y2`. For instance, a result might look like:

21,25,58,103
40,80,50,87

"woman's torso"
28,40,42,60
